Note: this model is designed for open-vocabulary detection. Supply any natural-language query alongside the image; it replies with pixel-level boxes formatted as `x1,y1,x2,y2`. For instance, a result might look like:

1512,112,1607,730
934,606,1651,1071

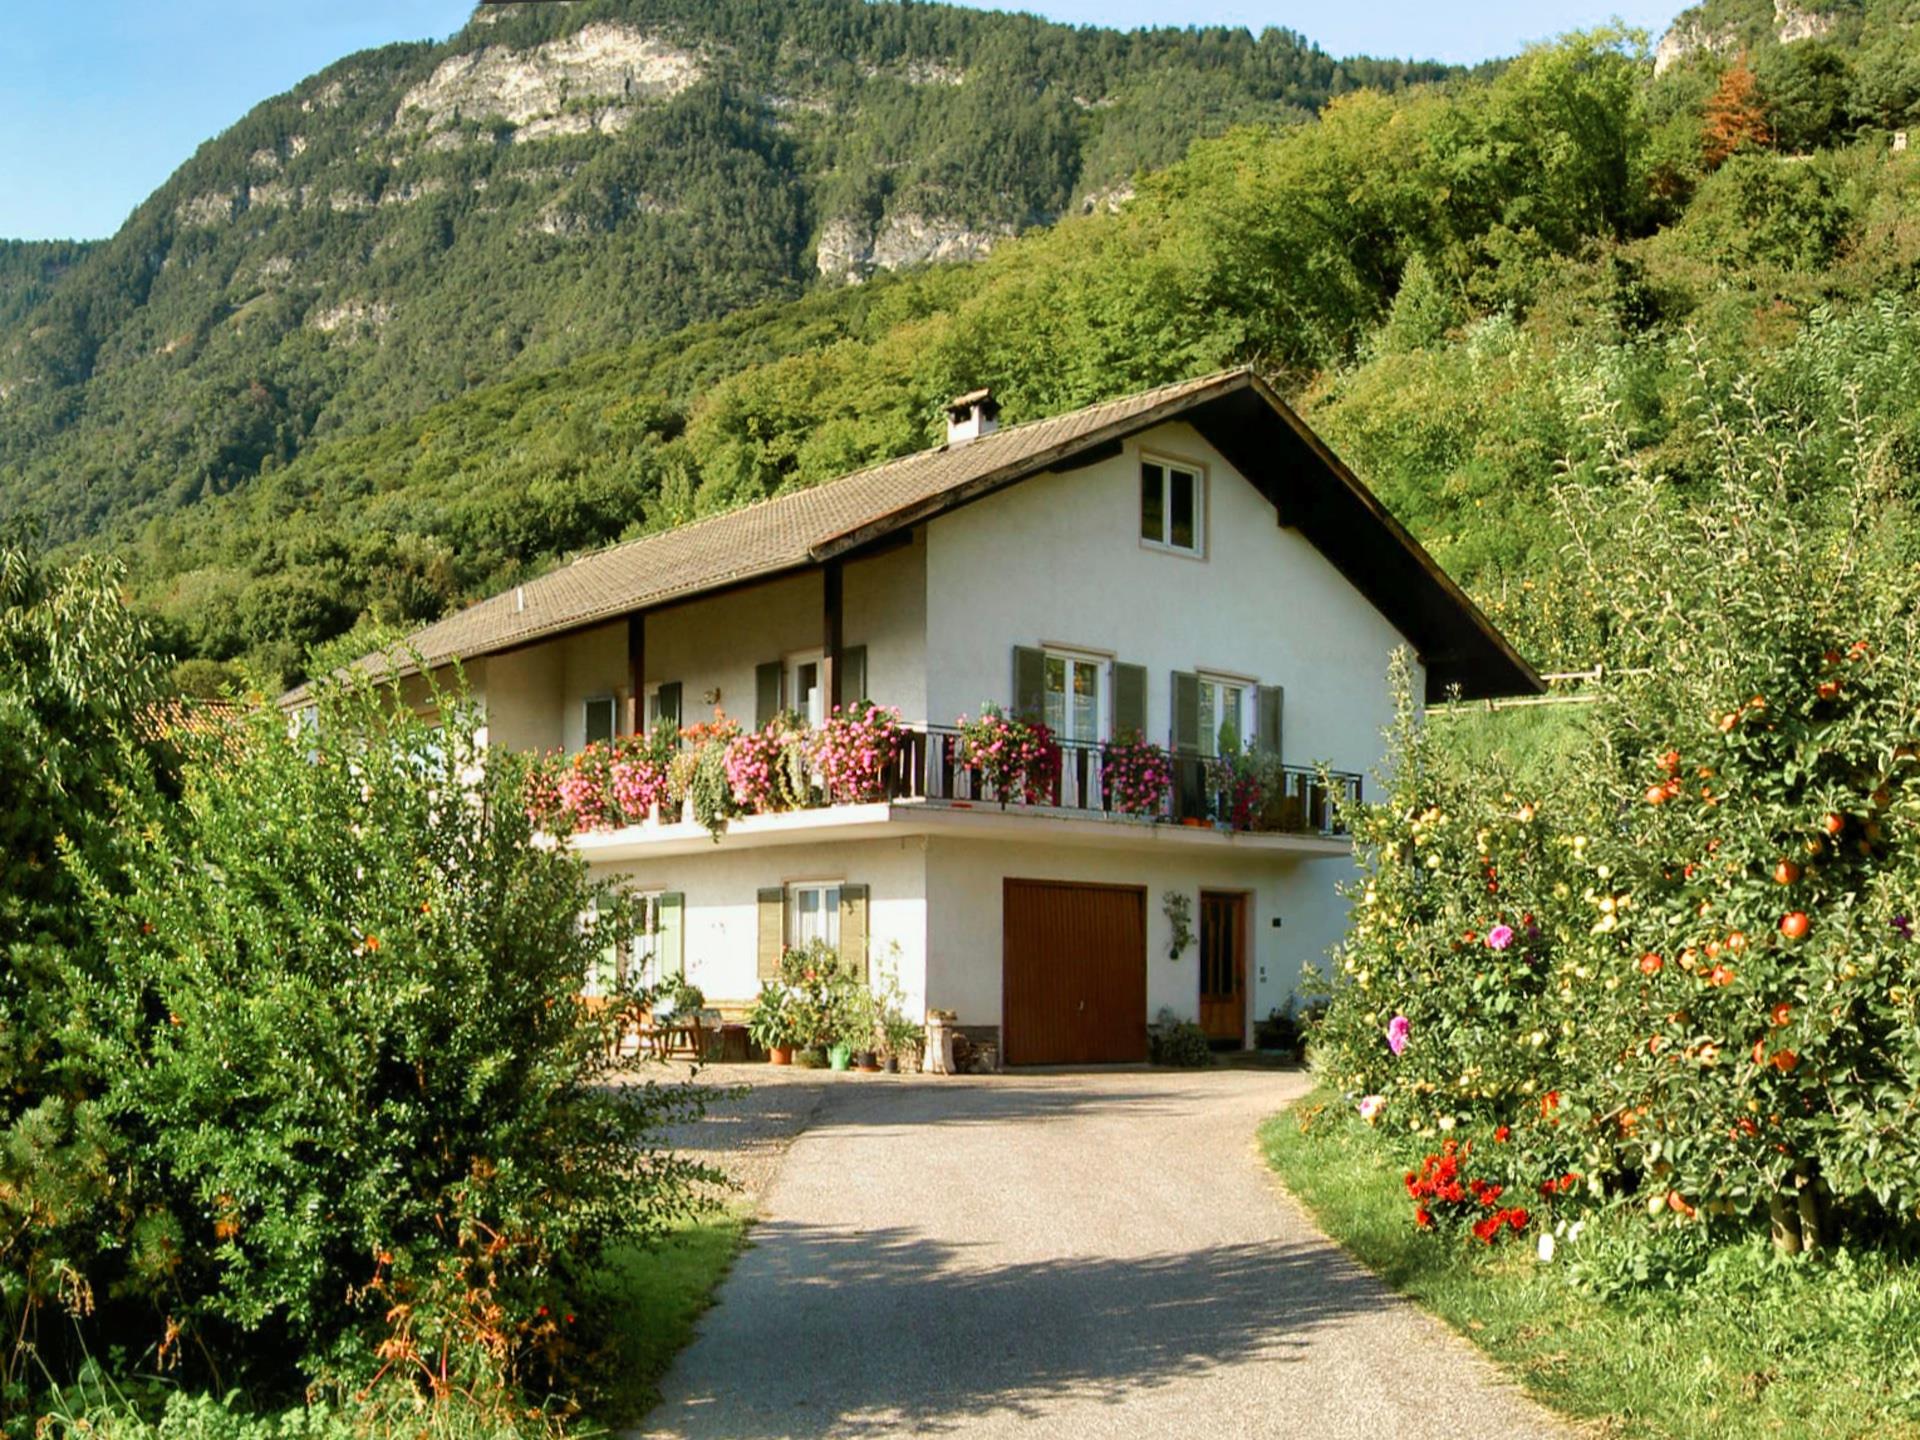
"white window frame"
628,890,666,988
787,880,842,953
582,694,617,749
1041,647,1107,745
1139,452,1207,559
1197,673,1254,758
783,649,827,728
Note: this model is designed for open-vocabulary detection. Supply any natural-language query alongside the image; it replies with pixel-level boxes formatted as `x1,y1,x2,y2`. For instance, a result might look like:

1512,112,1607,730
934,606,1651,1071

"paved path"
640,1069,1572,1439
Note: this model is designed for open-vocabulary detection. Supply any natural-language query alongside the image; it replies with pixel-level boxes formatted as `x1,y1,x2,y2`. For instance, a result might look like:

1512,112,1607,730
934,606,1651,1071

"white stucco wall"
922,836,1347,1042
481,645,564,753
590,836,931,1013
922,420,1424,774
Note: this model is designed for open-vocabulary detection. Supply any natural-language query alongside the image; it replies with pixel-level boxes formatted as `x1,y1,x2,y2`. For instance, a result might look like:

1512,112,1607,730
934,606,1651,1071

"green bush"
1313,387,1920,1255
1150,1011,1214,1068
48,671,716,1405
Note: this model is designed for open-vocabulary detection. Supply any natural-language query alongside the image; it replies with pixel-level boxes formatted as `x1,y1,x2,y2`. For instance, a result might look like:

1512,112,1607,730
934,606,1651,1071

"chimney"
944,388,1000,447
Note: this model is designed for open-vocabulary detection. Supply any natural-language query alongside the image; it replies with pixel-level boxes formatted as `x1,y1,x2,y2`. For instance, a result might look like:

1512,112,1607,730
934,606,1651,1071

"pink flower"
1487,924,1514,951
1386,1014,1410,1056
1358,1094,1386,1124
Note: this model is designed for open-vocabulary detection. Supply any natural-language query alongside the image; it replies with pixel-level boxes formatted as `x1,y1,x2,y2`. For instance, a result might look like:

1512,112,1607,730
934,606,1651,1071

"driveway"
640,1069,1571,1439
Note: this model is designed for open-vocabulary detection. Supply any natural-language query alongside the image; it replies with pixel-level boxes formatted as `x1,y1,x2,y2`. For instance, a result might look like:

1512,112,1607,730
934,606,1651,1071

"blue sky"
2,1,1681,243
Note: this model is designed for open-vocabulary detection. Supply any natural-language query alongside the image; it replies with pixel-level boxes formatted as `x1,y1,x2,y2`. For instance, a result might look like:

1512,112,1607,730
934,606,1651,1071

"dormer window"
1141,458,1203,556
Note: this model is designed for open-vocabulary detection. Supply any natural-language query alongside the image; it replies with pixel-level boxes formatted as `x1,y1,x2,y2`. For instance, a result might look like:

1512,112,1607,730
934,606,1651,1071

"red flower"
1413,1206,1433,1230
1506,1207,1529,1231
1493,1125,1510,1143
1471,1214,1502,1244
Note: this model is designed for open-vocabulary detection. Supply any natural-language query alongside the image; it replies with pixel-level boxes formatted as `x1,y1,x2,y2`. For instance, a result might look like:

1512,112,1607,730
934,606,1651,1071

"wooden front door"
1199,891,1247,1046
1003,880,1147,1065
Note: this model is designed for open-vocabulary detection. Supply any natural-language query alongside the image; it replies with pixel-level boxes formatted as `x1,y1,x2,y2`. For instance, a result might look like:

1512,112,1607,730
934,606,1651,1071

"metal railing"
886,724,1359,837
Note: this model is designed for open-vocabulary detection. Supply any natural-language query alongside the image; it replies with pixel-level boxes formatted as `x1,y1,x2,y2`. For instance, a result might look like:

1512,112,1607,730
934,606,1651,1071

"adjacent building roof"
286,368,1541,704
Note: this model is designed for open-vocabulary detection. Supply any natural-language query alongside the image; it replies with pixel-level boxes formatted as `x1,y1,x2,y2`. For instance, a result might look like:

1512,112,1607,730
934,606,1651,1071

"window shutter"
1171,671,1202,753
838,884,869,984
1012,646,1047,723
1113,662,1148,741
757,887,786,980
595,933,620,996
755,662,783,728
1255,685,1284,759
657,892,685,978
652,681,682,733
835,645,868,709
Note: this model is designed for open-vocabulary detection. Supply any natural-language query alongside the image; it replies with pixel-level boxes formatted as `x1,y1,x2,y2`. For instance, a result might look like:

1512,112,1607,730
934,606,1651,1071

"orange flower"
1638,952,1664,976
364,934,380,952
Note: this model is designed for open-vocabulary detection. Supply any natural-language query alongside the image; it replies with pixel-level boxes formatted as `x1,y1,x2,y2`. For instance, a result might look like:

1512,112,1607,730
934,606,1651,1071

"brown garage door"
1003,880,1147,1065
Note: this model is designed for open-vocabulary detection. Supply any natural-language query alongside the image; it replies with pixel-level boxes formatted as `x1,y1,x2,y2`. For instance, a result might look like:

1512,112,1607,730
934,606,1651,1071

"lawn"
1262,1093,1920,1440
586,1207,752,1425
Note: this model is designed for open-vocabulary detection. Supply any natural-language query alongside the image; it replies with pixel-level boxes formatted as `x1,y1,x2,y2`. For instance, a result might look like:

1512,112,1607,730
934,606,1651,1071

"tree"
1702,52,1773,169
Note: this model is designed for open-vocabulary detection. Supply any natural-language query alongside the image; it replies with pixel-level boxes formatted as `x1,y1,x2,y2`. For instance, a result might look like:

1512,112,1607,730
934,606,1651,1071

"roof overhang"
283,368,1541,707
810,370,1541,702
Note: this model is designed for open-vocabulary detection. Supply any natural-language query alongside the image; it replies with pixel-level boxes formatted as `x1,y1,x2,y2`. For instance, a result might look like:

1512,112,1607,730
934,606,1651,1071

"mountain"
0,0,1450,548
16,6,1920,697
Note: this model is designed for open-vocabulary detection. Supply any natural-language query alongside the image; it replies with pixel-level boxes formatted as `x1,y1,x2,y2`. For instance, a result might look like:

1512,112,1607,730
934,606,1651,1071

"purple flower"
1893,915,1913,941
1386,1014,1411,1057
1487,924,1515,952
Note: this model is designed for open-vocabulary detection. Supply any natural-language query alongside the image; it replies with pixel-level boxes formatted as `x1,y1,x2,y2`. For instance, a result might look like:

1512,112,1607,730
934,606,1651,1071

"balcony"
547,719,1362,864
889,725,1358,835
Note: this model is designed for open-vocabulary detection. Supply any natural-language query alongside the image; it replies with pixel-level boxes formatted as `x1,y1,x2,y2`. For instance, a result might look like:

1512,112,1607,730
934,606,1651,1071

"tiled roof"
284,369,1249,702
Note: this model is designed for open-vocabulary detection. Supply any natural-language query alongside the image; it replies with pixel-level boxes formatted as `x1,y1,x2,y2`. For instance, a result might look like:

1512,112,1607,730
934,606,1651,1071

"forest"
5,0,1920,702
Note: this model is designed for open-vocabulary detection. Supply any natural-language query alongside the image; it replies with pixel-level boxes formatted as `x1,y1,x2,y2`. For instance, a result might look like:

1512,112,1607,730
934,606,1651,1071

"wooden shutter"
755,662,783,728
651,681,682,733
1255,685,1284,759
756,887,786,980
833,645,868,709
839,884,869,983
656,892,685,978
1012,646,1047,723
1113,662,1148,741
595,931,620,995
1170,671,1202,753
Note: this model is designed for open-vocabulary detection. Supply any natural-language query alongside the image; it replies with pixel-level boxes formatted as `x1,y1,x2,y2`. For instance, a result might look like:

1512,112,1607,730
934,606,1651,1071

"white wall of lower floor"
590,835,1352,1044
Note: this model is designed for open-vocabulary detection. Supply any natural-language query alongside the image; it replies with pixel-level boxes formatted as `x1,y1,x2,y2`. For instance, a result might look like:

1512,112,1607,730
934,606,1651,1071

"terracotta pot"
769,1046,794,1066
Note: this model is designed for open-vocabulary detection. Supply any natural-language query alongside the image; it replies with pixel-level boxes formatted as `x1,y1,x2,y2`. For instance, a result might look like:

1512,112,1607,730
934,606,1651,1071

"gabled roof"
287,368,1541,704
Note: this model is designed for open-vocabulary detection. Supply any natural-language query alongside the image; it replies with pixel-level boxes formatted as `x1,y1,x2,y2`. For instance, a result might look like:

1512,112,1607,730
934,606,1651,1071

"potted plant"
956,703,1062,807
838,982,882,1071
881,1011,924,1073
747,980,798,1064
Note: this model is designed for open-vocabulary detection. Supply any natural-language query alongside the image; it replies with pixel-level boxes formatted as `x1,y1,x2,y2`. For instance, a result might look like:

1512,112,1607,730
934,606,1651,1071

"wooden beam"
627,611,645,735
822,559,844,711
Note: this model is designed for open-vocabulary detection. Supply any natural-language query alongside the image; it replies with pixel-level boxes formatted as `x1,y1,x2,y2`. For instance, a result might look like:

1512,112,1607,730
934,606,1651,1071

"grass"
1262,1092,1920,1440
25,1210,752,1440
584,1207,752,1426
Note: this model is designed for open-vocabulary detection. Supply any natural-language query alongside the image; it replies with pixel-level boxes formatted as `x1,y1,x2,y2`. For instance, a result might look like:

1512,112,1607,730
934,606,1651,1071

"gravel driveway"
638,1068,1571,1439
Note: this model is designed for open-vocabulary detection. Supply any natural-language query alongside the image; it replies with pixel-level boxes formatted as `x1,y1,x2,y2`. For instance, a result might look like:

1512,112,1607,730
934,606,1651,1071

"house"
291,368,1540,1062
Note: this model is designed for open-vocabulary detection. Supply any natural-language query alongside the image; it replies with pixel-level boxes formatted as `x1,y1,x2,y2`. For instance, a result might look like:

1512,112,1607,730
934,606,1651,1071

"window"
647,682,682,736
788,881,841,951
1043,651,1104,744
785,651,826,727
628,891,665,986
1198,676,1251,757
583,695,616,748
1141,459,1203,556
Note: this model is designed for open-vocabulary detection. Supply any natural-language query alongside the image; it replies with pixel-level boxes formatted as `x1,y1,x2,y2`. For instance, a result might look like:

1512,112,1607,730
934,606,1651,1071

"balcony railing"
888,724,1358,838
